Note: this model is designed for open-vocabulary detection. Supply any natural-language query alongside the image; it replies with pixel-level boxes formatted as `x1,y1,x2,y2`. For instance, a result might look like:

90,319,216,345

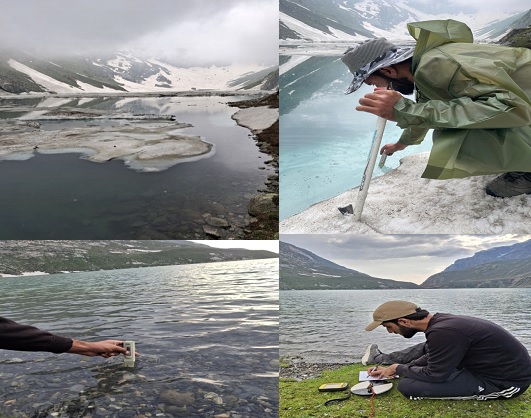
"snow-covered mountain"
0,49,278,95
475,9,531,41
280,0,529,43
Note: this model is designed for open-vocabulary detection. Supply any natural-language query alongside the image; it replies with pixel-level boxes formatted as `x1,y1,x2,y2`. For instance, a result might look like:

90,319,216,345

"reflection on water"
0,96,273,239
280,288,531,363
0,259,279,417
279,56,433,219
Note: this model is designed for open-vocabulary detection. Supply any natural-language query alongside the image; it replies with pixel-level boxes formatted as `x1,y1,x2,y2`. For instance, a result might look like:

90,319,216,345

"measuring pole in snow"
353,116,387,221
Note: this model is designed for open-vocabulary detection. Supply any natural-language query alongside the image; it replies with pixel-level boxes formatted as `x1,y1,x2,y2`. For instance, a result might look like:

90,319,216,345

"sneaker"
361,344,381,366
486,172,531,198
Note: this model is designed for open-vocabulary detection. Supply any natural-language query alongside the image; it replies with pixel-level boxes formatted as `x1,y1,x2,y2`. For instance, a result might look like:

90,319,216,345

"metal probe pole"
353,115,387,221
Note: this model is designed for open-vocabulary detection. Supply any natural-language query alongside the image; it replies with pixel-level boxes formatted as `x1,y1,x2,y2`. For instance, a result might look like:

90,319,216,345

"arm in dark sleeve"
396,328,470,383
0,317,73,354
409,354,428,367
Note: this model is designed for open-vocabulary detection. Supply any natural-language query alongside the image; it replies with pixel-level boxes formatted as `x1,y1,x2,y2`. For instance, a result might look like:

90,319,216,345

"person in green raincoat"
342,19,531,198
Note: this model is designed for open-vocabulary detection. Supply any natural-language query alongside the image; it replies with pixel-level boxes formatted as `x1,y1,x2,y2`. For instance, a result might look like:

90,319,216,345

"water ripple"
0,259,279,417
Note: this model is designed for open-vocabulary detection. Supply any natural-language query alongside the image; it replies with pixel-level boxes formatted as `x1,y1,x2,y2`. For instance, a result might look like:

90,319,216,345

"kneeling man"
366,301,531,400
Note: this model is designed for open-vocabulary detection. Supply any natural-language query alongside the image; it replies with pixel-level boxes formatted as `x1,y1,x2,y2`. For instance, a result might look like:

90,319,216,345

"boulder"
248,193,278,216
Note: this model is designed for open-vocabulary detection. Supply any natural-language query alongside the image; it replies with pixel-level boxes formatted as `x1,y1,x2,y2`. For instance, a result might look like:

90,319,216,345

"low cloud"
0,0,278,66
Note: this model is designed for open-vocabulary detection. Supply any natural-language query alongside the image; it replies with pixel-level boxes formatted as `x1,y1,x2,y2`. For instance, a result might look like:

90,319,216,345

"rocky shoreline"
229,92,279,240
280,358,347,381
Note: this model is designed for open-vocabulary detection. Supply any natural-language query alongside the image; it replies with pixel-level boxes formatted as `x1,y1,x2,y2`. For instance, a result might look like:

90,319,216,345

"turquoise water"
279,56,433,220
0,259,279,417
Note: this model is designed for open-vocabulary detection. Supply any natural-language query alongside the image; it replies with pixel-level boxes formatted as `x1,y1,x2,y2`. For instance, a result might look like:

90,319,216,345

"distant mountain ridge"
476,9,531,41
421,240,531,288
498,10,531,48
0,241,278,277
280,0,529,42
280,241,419,290
280,240,531,290
0,49,278,95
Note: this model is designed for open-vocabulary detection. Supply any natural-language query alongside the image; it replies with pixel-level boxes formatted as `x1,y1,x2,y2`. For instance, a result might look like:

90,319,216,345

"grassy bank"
280,363,530,418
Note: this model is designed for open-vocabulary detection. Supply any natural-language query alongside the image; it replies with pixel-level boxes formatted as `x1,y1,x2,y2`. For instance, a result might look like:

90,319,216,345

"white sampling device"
123,341,136,367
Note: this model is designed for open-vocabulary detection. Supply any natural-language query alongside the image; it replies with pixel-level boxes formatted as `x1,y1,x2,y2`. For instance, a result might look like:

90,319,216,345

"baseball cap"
365,300,418,331
342,38,414,94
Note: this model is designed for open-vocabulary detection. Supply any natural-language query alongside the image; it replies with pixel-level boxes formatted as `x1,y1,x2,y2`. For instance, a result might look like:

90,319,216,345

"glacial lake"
0,95,274,239
279,55,433,220
280,288,531,363
0,259,279,417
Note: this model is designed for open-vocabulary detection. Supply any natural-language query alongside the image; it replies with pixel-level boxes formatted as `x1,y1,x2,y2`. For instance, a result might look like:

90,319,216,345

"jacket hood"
408,20,474,71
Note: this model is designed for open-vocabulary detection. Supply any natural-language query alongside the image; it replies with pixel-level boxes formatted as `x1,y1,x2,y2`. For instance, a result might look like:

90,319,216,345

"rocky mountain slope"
280,241,419,290
421,240,531,288
280,0,529,42
0,49,278,95
0,241,278,277
498,10,531,48
476,9,531,41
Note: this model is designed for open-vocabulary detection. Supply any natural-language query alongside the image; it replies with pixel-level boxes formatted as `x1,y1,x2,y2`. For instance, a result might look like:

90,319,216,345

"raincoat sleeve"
393,52,531,130
398,124,430,146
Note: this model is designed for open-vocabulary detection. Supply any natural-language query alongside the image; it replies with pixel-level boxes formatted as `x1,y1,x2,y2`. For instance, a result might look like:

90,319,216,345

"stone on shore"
248,193,278,216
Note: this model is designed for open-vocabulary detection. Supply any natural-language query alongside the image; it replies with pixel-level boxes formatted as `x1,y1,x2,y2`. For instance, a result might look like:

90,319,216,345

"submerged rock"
205,216,230,228
159,390,195,406
203,225,223,238
248,193,277,216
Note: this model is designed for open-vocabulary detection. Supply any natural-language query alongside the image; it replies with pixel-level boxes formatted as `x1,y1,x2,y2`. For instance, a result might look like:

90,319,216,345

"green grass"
280,363,530,418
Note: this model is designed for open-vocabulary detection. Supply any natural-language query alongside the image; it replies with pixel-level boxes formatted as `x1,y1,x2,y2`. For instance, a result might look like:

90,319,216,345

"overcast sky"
0,0,278,67
280,235,531,284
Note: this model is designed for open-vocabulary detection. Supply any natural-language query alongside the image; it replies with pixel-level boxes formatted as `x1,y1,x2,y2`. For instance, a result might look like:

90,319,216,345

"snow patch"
231,106,278,134
280,153,531,234
280,55,312,76
0,271,49,278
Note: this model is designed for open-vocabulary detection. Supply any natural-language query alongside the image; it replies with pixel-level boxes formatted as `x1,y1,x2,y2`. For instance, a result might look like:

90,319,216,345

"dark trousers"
398,368,528,401
377,342,426,365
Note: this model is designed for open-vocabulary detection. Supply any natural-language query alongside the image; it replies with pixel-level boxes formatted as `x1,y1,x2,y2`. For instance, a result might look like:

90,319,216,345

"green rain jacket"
393,19,531,179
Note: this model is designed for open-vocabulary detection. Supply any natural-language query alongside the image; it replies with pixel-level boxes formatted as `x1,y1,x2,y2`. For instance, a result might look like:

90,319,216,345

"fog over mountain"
0,0,278,67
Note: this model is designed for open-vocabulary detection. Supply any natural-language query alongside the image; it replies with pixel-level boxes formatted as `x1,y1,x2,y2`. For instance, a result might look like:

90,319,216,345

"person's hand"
368,364,398,379
380,142,407,156
67,340,128,357
356,88,402,120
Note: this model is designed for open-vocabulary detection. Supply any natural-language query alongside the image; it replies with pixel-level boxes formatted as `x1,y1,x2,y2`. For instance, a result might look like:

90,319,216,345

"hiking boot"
486,172,531,198
361,343,382,366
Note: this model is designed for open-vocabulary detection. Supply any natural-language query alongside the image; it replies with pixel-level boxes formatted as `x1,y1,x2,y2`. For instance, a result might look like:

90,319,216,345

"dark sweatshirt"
396,313,531,388
0,316,73,353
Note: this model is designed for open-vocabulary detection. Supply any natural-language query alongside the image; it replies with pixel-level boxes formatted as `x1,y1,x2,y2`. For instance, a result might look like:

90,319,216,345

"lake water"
0,259,279,417
280,288,531,363
279,55,433,220
0,95,273,239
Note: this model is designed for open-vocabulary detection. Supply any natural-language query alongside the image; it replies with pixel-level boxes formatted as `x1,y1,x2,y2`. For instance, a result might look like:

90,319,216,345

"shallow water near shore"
0,95,273,239
0,259,279,417
280,288,531,363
